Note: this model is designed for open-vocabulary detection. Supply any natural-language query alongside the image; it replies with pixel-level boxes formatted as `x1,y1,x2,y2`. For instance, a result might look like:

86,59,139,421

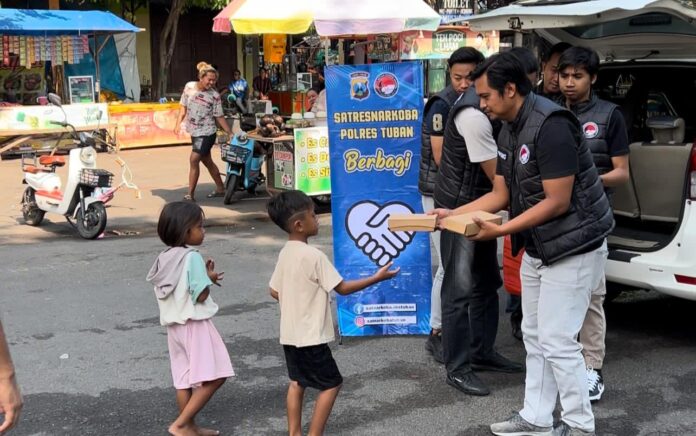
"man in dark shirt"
539,42,572,101
432,52,612,436
252,67,272,100
558,46,629,404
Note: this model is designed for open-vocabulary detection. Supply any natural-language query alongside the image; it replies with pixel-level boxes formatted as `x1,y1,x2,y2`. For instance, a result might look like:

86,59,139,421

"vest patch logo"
583,122,599,139
498,150,507,160
350,72,370,101
374,72,399,98
519,144,530,164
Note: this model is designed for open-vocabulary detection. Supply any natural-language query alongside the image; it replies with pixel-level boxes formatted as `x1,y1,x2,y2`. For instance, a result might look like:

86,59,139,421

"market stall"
215,0,441,198
0,8,141,157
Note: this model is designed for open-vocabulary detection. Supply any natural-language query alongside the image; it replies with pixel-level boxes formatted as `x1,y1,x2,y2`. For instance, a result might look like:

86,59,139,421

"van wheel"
605,282,624,304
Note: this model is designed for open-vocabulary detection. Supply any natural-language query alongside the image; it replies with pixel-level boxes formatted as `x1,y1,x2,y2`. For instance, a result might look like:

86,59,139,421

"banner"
108,103,189,149
326,62,431,337
366,34,399,62
0,102,108,134
294,127,331,195
400,27,500,60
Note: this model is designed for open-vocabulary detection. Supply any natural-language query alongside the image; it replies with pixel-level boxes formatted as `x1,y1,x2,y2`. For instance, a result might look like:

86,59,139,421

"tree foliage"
66,0,227,98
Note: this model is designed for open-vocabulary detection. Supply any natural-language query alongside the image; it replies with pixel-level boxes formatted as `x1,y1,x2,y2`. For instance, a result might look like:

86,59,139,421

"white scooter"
21,93,122,239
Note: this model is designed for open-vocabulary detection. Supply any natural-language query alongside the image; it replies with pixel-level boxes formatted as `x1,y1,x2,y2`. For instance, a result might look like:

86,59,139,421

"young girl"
146,201,234,436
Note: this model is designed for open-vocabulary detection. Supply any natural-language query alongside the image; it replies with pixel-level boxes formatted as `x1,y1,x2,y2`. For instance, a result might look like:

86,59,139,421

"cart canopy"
0,8,141,36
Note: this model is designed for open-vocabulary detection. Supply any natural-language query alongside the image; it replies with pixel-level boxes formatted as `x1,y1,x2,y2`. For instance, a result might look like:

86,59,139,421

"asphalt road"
2,199,696,435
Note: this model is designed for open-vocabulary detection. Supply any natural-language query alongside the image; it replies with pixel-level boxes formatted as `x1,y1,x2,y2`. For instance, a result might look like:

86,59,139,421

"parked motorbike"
220,132,270,205
20,93,139,239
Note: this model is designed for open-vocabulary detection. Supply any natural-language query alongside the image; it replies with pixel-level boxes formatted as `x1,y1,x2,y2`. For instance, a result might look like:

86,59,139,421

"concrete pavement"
0,144,268,244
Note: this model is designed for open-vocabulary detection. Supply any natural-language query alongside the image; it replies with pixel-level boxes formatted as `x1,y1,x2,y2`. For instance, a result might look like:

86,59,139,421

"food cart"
215,0,441,199
0,8,141,158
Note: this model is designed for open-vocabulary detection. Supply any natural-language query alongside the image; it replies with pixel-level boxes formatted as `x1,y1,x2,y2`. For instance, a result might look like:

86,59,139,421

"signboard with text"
326,62,431,337
400,27,499,60
294,127,331,195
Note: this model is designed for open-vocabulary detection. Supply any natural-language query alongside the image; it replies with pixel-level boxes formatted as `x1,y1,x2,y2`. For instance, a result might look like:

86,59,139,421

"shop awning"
0,8,141,36
213,0,440,35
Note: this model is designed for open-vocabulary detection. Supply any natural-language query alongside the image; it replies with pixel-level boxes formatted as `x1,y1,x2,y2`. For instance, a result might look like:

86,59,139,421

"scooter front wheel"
76,202,107,239
223,174,239,205
22,187,45,226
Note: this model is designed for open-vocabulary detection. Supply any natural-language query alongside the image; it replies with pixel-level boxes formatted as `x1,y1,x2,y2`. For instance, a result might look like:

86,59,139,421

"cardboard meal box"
441,211,503,236
387,213,437,232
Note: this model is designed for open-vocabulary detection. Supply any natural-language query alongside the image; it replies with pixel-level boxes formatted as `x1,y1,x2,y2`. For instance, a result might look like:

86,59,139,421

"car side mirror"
47,93,62,107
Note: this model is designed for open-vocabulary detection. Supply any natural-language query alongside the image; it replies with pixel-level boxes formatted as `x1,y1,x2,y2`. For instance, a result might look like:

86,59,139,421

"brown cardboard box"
388,214,437,232
441,211,502,236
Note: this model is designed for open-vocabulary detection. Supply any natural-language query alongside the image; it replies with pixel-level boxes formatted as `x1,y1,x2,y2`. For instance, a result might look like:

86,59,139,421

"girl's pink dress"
168,318,235,389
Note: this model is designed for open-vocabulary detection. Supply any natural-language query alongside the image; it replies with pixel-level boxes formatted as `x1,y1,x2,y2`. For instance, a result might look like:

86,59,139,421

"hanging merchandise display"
0,34,90,68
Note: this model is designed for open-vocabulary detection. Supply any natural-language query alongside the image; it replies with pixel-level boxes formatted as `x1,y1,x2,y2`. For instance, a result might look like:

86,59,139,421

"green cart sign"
293,127,332,195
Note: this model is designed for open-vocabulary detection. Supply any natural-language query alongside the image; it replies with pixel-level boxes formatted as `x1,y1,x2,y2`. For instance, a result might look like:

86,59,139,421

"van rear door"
463,0,696,61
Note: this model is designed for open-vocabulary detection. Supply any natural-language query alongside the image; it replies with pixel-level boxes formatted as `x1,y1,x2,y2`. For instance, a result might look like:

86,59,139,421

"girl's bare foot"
194,425,220,436
168,422,199,436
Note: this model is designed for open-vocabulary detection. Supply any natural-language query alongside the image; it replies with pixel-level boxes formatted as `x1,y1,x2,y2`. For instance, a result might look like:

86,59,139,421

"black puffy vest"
497,94,614,266
433,86,499,209
569,94,616,176
419,85,460,196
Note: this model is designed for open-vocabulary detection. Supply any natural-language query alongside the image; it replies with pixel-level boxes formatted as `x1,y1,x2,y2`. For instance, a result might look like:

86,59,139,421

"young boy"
267,190,399,436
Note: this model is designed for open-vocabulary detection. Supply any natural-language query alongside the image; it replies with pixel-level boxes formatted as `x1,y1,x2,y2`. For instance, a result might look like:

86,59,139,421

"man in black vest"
558,46,629,404
432,52,613,435
420,47,489,364
505,47,542,342
433,47,523,397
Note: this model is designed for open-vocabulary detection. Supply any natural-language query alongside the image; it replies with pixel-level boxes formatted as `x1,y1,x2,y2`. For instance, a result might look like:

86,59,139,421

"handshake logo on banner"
346,201,415,266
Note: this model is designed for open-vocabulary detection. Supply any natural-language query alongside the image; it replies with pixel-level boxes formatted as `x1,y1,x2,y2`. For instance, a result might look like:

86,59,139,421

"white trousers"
421,195,443,329
519,241,608,432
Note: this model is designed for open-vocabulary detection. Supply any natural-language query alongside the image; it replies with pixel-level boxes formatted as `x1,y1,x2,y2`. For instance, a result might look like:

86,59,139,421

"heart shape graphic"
345,200,416,266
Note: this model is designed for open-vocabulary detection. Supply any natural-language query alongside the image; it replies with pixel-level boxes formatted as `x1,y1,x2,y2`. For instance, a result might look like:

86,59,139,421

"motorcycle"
20,93,139,239
220,132,270,205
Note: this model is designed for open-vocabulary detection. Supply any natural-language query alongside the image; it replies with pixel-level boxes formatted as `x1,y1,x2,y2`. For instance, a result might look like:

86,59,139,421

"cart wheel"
224,174,238,205
76,202,107,239
22,187,45,226
312,195,331,206
246,183,258,195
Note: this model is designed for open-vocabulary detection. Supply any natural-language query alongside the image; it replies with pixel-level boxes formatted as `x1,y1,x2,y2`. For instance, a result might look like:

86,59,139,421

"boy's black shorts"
283,343,343,391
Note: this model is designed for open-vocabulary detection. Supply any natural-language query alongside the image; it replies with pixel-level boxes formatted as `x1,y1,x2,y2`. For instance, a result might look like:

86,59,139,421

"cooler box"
503,235,524,296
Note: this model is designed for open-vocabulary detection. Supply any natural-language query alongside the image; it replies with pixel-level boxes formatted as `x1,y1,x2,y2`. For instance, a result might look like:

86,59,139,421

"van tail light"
675,274,696,286
690,147,696,200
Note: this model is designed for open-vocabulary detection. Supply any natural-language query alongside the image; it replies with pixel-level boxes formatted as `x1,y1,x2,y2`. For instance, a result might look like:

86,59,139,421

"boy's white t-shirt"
157,252,218,326
269,241,343,347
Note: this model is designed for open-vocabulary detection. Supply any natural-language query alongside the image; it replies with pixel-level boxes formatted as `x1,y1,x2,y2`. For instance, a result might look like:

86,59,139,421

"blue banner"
326,62,431,337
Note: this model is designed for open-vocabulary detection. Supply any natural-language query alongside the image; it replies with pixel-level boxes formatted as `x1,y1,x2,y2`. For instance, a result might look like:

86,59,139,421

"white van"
466,0,696,300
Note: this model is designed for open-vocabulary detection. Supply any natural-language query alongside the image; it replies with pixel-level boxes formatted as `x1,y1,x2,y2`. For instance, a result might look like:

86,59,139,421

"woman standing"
175,62,231,201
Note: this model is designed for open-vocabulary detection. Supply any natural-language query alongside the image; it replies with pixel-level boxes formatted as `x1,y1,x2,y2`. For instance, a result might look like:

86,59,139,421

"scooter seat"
39,155,65,167
24,165,41,174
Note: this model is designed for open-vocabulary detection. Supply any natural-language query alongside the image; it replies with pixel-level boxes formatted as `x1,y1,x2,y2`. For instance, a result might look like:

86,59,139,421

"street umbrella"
313,0,441,36
215,0,314,35
212,0,244,34
213,0,440,36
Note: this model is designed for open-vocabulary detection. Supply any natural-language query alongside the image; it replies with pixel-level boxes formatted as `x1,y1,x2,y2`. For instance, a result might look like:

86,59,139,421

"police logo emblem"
519,144,530,164
350,72,370,101
583,122,599,139
374,72,399,98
